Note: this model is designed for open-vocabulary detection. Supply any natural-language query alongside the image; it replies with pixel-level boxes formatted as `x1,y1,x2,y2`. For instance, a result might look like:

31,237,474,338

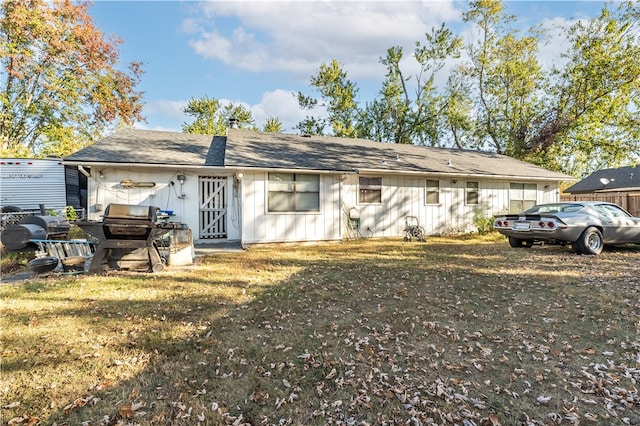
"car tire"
508,237,532,248
574,227,603,255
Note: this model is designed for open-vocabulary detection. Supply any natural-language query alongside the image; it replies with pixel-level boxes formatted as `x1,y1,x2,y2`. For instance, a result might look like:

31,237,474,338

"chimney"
229,118,239,129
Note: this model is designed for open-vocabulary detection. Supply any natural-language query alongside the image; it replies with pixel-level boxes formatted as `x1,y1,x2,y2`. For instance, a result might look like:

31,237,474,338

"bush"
473,208,496,235
65,205,78,221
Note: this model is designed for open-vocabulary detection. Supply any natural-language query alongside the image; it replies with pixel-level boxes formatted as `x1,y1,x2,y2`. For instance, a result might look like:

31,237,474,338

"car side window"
603,205,629,218
563,205,581,213
593,205,609,217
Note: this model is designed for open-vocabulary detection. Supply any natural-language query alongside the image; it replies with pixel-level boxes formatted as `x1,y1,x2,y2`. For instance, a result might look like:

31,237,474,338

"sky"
87,0,609,134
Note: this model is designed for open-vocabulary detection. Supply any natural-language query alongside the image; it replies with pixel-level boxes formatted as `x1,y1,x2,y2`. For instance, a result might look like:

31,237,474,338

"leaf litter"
1,238,639,425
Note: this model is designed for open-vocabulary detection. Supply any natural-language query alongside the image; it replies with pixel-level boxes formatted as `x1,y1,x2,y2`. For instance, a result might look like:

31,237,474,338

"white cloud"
137,99,190,131
537,17,574,71
250,89,321,132
186,1,462,80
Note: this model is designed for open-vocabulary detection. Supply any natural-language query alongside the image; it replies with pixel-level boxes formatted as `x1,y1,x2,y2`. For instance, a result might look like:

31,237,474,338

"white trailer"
0,158,68,213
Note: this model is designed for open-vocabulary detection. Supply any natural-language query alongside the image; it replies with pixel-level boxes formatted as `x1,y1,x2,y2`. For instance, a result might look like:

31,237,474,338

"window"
359,177,382,203
466,181,479,205
268,173,320,212
509,183,537,212
426,180,440,204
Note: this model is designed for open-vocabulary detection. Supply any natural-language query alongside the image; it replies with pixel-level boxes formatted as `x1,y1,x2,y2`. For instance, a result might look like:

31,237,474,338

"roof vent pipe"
229,118,239,129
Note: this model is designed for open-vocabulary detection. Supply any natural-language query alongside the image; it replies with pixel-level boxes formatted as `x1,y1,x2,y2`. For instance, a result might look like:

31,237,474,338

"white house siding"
340,175,560,237
84,167,239,243
85,167,560,245
239,172,343,244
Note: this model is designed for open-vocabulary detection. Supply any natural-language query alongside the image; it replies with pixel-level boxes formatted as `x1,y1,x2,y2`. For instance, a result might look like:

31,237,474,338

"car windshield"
523,203,583,214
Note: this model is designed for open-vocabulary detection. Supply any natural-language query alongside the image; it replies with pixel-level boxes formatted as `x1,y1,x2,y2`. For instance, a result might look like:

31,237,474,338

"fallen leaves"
3,239,640,425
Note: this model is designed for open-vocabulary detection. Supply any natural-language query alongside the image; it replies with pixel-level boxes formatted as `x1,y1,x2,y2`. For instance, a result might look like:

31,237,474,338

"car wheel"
508,237,532,248
574,227,603,255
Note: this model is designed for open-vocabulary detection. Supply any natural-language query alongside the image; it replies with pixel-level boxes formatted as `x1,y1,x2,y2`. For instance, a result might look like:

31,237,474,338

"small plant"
472,206,497,235
65,205,78,222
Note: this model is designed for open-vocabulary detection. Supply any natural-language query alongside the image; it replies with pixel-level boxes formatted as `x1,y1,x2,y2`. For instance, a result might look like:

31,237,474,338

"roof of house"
64,127,572,181
564,165,640,193
65,128,224,166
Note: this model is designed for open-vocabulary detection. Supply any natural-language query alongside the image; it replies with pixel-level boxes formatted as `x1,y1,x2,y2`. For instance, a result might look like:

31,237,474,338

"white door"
199,176,227,239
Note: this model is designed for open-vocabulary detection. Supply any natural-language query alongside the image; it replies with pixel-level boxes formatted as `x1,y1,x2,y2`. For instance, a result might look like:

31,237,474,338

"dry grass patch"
1,236,639,425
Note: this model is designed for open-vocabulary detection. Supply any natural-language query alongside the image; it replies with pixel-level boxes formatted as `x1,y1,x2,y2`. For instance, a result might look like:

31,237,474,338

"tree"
367,25,462,145
526,1,640,174
182,96,281,134
297,0,639,175
0,0,144,157
299,27,461,145
263,116,283,133
295,59,359,137
456,0,543,155
453,0,640,174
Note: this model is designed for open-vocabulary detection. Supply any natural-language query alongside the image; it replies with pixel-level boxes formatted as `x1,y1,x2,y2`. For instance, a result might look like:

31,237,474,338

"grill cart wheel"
28,256,59,274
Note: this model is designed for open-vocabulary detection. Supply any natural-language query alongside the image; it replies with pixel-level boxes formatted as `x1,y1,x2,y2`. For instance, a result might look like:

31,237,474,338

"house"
564,165,640,193
562,165,640,216
63,127,572,245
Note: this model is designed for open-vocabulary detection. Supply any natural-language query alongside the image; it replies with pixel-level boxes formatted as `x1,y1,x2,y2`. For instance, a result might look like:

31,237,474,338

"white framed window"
509,183,537,212
466,181,479,205
426,180,440,204
358,177,382,203
268,173,320,212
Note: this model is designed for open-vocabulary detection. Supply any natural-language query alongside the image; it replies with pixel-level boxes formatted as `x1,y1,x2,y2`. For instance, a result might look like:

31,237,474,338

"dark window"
358,177,382,203
268,173,320,212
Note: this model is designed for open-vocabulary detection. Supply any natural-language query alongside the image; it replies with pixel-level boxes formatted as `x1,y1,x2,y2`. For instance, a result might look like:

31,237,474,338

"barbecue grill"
76,203,187,273
1,215,70,250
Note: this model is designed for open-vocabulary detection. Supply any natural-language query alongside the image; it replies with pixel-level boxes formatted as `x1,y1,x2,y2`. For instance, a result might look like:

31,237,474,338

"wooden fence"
560,192,640,217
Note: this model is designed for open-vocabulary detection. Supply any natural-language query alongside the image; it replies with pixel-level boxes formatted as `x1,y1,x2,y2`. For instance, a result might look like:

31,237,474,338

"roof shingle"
565,165,640,193
64,127,572,181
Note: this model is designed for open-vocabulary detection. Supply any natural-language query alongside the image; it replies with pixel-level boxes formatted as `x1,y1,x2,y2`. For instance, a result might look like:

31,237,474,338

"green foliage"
295,59,359,137
295,0,639,176
182,96,255,135
0,0,144,157
65,205,77,221
263,116,283,133
182,96,282,135
472,207,497,235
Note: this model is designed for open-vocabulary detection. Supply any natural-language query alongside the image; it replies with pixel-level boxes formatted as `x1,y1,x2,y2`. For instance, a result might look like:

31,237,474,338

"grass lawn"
1,235,639,425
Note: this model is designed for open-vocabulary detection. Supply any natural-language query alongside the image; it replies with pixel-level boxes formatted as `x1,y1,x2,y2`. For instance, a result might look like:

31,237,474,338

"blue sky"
88,1,609,134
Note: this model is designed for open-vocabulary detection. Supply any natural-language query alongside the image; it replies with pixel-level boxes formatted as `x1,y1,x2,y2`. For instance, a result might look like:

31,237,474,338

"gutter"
348,167,574,182
64,161,572,182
